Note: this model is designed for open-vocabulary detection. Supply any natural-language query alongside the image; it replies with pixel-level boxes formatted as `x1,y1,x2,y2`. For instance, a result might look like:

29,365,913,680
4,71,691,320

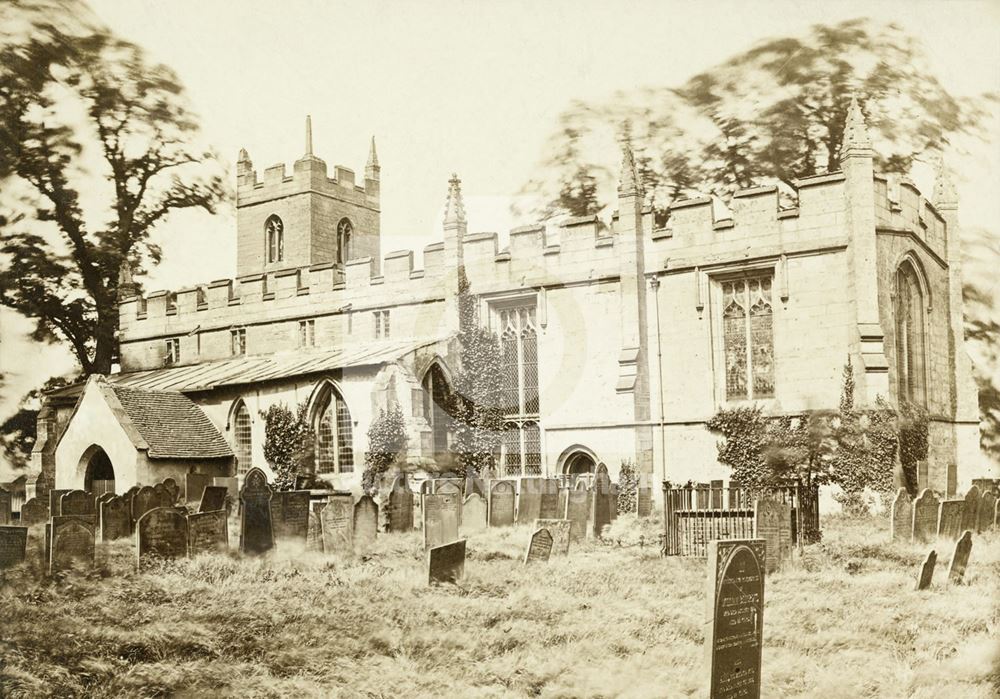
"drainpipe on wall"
648,275,667,490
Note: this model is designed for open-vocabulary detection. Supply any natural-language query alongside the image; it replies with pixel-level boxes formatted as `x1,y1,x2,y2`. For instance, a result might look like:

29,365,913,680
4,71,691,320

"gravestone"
49,515,96,574
535,518,571,556
353,495,378,555
96,492,115,510
461,493,488,534
61,490,95,517
947,530,973,585
136,507,188,567
978,492,996,533
890,488,913,542
706,539,765,699
0,488,11,524
524,527,553,564
99,495,131,541
436,480,463,525
185,473,214,504
637,486,653,517
19,498,47,528
153,482,173,507
916,460,929,493
489,481,516,527
423,492,460,549
427,538,466,585
187,510,229,556
911,489,939,543
306,510,323,552
961,487,980,532
214,477,239,501
320,495,354,554
557,486,569,523
48,488,71,517
539,479,561,519
915,550,936,590
162,478,179,504
609,483,620,521
0,526,27,569
937,500,964,540
517,478,544,524
271,490,311,542
566,482,591,542
199,485,229,513
754,498,792,574
388,475,414,532
591,464,613,538
239,467,274,555
132,486,159,523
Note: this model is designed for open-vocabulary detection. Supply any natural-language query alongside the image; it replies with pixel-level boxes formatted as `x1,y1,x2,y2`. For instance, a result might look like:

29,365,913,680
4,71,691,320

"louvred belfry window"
722,276,774,401
495,302,541,476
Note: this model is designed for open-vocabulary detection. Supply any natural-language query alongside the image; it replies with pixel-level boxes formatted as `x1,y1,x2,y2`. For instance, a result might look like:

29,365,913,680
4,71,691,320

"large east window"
315,385,354,474
494,301,541,476
721,275,774,401
894,262,926,406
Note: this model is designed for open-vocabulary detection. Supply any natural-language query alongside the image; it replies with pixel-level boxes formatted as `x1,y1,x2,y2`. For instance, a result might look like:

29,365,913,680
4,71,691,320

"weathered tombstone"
890,488,913,542
96,492,115,510
199,485,229,513
489,480,516,527
306,510,323,552
0,488,11,525
557,486,569,522
19,497,47,528
911,489,939,543
566,482,591,542
320,494,354,554
49,515,96,574
387,475,415,532
937,500,964,540
539,479,561,519
754,498,792,574
353,495,378,555
436,480,463,525
136,507,188,567
947,530,973,585
99,495,131,541
517,478,543,524
591,464,613,538
427,538,466,585
535,518,571,556
524,527,553,564
916,460,929,493
915,550,936,590
61,490,95,517
48,488,71,517
185,473,214,504
271,490,311,542
187,510,229,556
637,486,653,517
239,467,274,555
132,486,158,523
0,526,28,569
153,482,173,507
981,492,997,533
162,478,179,504
706,539,765,699
423,492,460,549
461,493,488,534
961,487,980,532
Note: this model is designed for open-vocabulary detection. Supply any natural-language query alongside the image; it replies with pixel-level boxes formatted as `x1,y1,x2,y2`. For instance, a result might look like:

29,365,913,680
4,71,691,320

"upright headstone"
132,486,159,523
915,550,936,590
890,488,913,542
99,495,131,541
136,507,188,567
916,460,929,493
0,488,11,524
353,495,378,555
947,530,973,585
591,464,613,538
524,527,554,564
557,486,569,523
0,526,27,569
187,510,229,556
49,515,96,574
162,478,179,505
911,489,939,543
937,500,964,540
754,498,792,574
19,498,47,528
517,478,543,524
48,488,71,517
535,518,571,556
214,476,239,501
121,486,140,519
423,492,460,549
461,493,488,534
609,483,620,521
271,490,311,542
706,539,765,699
153,482,173,507
978,492,996,533
488,480,516,527
539,479,561,519
566,482,591,542
199,486,229,513
961,487,980,532
185,473,214,504
239,467,274,555
388,475,415,532
96,492,115,510
306,510,323,552
436,480,463,525
320,494,354,554
637,486,653,517
61,490,95,517
427,539,466,585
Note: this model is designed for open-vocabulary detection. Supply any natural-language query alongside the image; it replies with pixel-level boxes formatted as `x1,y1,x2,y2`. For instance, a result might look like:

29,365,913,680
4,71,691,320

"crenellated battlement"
236,154,379,210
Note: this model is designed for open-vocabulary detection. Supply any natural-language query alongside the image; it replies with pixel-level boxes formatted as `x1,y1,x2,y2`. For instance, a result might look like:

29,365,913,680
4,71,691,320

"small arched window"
422,364,451,460
266,215,284,263
895,261,927,406
315,384,354,474
337,218,353,265
233,401,253,475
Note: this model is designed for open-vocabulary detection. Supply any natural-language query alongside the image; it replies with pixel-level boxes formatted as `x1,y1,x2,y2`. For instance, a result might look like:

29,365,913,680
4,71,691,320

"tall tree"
0,1,227,375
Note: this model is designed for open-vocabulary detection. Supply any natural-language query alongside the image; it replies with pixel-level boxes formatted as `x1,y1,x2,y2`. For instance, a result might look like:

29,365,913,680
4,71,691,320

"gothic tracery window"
233,402,253,475
895,262,927,406
722,275,774,401
495,302,541,476
422,364,451,460
315,385,354,474
266,215,284,263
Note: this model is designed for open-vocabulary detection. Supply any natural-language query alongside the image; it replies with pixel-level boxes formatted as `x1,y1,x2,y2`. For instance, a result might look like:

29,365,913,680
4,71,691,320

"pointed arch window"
315,384,354,474
895,262,927,406
722,275,774,401
337,218,353,265
422,364,452,460
233,401,253,475
266,215,284,263
493,300,542,476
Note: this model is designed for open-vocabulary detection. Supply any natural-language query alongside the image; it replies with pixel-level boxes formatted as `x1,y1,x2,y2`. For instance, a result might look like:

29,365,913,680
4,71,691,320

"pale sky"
2,0,999,475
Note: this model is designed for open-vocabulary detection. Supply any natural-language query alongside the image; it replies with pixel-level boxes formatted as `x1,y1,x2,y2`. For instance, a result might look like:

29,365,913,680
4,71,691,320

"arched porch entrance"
559,446,598,486
82,446,116,495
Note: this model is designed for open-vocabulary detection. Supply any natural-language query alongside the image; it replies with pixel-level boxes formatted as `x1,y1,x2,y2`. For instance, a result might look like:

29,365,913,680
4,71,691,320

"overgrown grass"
1,515,998,698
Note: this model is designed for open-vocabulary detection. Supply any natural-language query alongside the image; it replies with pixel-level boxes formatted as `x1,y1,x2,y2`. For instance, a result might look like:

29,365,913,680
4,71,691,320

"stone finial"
840,94,873,160
366,136,380,180
237,148,251,164
933,160,958,210
444,173,466,226
305,115,313,156
117,260,137,300
618,142,642,197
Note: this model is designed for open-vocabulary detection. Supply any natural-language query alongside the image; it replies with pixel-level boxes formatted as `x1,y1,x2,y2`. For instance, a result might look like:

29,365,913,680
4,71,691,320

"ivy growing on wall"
261,401,314,491
617,459,639,515
361,407,408,494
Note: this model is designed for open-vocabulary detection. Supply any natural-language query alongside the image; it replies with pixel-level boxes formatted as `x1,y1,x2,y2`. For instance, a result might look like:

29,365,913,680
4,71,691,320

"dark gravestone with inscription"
388,475,414,532
132,486,159,523
911,489,939,543
461,493,487,534
566,482,591,542
948,530,973,585
517,478,543,524
706,539,765,699
436,481,463,526
489,481,516,527
754,498,792,574
49,515,96,574
271,490,311,542
188,510,229,556
937,500,964,540
136,507,188,567
61,490,95,517
591,464,613,538
0,526,28,569
535,518,571,556
915,550,937,591
427,539,466,585
539,479,561,520
353,495,378,555
524,527,554,564
48,489,71,518
320,495,354,554
978,492,996,533
99,495,131,541
19,498,47,528
199,486,229,513
423,493,459,549
239,468,274,555
0,488,11,524
961,487,980,532
185,474,214,504
890,489,913,542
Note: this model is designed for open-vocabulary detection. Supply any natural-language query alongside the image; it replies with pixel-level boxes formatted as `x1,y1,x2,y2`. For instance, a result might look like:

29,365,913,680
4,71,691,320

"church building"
30,100,984,503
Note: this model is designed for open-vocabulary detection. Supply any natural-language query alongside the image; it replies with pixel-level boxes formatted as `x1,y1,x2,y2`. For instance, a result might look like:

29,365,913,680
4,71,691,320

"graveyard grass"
2,515,999,698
